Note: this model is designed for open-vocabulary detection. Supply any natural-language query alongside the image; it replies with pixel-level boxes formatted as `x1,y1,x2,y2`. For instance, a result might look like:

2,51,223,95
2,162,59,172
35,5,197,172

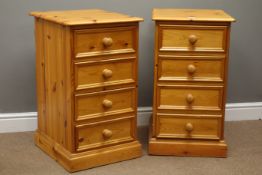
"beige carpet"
0,120,262,175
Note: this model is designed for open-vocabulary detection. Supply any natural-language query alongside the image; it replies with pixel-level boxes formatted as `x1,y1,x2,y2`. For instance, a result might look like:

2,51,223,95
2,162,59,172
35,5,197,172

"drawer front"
74,26,136,58
76,116,134,151
158,56,224,82
157,85,223,111
75,58,135,90
156,114,221,140
75,88,135,121
159,25,227,52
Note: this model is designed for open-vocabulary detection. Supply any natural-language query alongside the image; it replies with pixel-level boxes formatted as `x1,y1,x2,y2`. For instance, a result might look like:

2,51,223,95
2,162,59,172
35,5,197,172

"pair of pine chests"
149,9,235,156
31,9,235,172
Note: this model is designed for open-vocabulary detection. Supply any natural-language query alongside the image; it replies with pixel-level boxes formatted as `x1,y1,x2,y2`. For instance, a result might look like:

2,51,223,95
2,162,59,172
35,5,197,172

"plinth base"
35,131,142,172
148,137,227,157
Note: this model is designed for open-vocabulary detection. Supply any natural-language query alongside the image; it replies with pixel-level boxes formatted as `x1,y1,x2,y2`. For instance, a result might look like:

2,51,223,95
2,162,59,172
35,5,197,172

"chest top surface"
152,9,235,22
30,9,143,26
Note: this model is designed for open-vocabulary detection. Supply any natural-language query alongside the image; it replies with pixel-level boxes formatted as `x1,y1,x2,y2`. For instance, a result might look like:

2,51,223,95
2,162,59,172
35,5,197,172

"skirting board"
0,102,262,133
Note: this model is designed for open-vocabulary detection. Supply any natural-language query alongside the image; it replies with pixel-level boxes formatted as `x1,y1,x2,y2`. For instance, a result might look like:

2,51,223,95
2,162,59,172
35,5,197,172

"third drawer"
75,87,136,121
156,84,224,112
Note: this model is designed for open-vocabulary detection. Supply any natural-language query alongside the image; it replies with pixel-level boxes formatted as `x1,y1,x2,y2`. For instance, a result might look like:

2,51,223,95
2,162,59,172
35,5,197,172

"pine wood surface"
30,9,143,26
158,55,224,82
74,26,136,57
157,85,223,111
149,9,235,157
152,9,235,22
35,19,73,151
76,116,135,151
148,136,227,157
33,9,142,172
159,25,227,52
75,87,135,121
156,114,221,140
35,131,142,172
75,57,135,91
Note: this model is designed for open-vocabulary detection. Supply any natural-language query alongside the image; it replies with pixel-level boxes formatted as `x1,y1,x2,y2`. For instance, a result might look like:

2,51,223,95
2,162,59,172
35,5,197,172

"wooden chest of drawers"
31,9,143,172
149,9,235,157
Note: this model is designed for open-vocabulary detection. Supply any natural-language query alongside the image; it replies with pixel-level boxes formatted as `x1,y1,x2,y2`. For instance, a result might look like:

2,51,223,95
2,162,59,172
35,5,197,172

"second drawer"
75,87,135,121
158,55,224,82
75,58,136,90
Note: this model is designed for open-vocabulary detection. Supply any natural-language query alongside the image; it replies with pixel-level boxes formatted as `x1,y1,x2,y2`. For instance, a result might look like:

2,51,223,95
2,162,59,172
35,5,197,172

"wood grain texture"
75,57,135,90
74,26,136,58
76,116,135,151
148,137,227,157
156,114,221,139
159,25,227,52
30,9,143,26
158,55,225,82
33,9,142,172
75,87,135,121
35,131,142,172
150,9,235,157
152,9,235,22
157,85,223,111
35,19,72,149
35,18,46,135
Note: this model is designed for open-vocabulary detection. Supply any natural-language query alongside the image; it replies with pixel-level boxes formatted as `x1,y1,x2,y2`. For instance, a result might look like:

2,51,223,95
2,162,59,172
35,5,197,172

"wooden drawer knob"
78,137,84,142
102,129,113,139
186,94,194,104
102,37,113,47
102,99,113,108
102,69,113,79
187,64,196,74
188,35,198,45
185,123,194,132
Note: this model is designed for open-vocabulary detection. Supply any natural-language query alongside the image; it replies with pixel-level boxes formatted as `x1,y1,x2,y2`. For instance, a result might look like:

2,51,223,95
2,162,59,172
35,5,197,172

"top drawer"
74,26,136,58
159,25,227,53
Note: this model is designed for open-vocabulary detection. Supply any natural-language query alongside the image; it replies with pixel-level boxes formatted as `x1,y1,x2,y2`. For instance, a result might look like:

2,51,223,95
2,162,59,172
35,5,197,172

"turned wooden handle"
185,123,194,132
102,69,113,78
102,129,113,139
102,99,113,108
186,94,194,104
102,37,113,47
78,137,84,142
188,35,198,45
187,64,196,74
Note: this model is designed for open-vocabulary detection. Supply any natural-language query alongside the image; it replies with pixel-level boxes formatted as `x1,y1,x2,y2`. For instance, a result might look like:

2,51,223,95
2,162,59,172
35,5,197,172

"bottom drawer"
156,114,221,140
75,116,135,151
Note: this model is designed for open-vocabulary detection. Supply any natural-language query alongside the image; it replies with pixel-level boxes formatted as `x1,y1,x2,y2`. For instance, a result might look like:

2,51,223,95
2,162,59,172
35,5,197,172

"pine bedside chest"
149,9,235,157
30,9,143,172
